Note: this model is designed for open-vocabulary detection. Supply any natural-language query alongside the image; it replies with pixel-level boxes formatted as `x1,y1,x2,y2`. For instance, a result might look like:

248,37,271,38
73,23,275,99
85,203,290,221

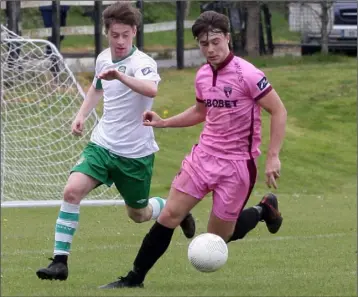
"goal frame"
1,28,124,208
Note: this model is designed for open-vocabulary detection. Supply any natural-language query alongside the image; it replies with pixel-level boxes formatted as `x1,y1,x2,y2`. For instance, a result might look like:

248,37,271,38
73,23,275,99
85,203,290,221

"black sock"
132,221,175,282
228,207,260,242
254,204,265,220
54,255,68,264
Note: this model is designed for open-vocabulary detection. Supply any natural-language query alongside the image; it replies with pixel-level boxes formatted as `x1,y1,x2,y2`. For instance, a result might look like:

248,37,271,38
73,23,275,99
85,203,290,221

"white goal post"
1,25,124,208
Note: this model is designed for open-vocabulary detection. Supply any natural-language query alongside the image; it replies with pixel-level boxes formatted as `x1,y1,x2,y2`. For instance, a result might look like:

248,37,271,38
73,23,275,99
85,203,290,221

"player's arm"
163,100,206,128
98,62,160,98
76,57,104,119
118,74,157,98
246,70,287,188
258,89,287,188
71,85,103,136
97,69,157,97
76,85,103,119
143,100,206,128
258,89,287,158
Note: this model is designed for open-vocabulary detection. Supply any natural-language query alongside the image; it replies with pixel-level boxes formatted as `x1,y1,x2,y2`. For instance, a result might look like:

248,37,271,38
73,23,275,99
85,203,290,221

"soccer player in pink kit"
100,10,287,289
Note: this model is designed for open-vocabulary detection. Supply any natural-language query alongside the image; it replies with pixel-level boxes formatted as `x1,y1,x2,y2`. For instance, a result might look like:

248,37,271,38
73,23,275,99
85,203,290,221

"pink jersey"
195,53,272,160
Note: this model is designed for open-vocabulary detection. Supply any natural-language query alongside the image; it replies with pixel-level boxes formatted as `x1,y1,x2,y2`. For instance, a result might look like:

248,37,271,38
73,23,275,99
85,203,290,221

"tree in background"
244,1,260,56
184,1,191,18
320,1,334,54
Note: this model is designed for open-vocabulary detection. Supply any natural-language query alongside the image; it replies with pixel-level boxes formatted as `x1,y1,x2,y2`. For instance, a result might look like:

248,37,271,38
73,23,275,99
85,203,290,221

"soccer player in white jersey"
36,1,195,281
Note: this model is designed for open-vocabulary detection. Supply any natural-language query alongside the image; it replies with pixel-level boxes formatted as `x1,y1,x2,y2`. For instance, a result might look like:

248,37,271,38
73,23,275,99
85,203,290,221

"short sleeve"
92,58,103,90
245,69,273,101
133,58,161,84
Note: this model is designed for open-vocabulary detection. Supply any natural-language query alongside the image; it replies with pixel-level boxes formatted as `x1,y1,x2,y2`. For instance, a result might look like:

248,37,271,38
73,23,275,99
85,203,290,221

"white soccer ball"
188,233,228,273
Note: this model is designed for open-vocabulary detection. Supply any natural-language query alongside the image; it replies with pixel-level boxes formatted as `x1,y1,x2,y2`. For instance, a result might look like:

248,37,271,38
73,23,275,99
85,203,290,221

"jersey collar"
112,46,137,63
209,52,234,71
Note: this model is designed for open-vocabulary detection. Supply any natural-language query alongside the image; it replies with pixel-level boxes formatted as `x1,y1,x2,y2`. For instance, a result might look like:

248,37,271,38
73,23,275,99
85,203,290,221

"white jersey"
91,46,160,158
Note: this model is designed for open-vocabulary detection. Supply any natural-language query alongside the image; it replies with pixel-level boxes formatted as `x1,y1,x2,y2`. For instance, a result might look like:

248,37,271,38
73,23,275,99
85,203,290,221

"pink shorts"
172,145,257,221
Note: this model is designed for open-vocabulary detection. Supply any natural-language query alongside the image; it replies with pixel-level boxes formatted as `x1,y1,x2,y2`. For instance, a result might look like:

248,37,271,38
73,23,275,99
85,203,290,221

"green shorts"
71,142,154,209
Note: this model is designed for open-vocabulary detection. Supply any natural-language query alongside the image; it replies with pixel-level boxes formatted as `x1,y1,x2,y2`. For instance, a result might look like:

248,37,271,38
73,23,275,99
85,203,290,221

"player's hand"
97,69,121,81
265,155,281,189
143,111,166,128
71,114,85,136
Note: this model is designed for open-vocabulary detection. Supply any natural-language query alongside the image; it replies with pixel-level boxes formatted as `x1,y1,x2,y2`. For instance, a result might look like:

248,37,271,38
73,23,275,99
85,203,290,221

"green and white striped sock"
54,201,80,255
149,197,166,220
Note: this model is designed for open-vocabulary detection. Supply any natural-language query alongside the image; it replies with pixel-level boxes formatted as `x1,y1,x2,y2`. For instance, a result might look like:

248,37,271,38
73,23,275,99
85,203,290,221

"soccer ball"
188,233,228,273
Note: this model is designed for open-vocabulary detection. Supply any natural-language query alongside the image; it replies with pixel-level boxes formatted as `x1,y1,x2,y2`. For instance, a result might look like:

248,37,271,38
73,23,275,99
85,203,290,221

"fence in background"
1,0,189,69
1,0,356,69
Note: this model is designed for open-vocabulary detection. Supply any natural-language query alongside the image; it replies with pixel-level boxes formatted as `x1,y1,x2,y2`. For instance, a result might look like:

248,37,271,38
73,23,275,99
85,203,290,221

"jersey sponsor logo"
224,86,232,98
141,67,154,76
234,62,244,82
257,77,269,91
136,199,147,204
204,99,238,108
118,65,126,73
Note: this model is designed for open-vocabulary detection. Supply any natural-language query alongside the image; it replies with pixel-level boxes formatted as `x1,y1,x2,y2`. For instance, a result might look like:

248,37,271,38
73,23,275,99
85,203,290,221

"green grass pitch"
1,56,356,296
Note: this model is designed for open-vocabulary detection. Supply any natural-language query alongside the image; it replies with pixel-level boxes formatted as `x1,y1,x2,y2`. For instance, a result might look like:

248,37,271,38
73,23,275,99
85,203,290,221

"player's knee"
158,207,183,227
128,210,148,223
63,184,84,204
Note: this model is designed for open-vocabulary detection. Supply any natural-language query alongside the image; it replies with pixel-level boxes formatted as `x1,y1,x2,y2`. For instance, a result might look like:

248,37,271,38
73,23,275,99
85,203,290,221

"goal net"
1,25,124,208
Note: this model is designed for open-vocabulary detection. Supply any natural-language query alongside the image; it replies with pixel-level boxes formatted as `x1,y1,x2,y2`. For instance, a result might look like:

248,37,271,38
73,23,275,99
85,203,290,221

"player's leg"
205,158,281,242
222,158,258,242
125,200,196,239
205,158,258,242
99,147,210,289
230,193,283,241
132,187,200,278
258,193,283,233
99,186,201,289
36,143,111,281
206,195,281,246
207,212,237,242
112,153,195,238
111,153,160,220
226,159,283,242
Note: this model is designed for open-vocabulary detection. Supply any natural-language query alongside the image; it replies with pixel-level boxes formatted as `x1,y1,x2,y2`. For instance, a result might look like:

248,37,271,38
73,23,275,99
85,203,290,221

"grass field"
1,56,357,296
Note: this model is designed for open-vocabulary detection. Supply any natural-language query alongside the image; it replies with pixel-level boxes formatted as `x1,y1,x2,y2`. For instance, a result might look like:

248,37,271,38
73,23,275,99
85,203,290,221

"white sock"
54,201,80,256
149,197,166,220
